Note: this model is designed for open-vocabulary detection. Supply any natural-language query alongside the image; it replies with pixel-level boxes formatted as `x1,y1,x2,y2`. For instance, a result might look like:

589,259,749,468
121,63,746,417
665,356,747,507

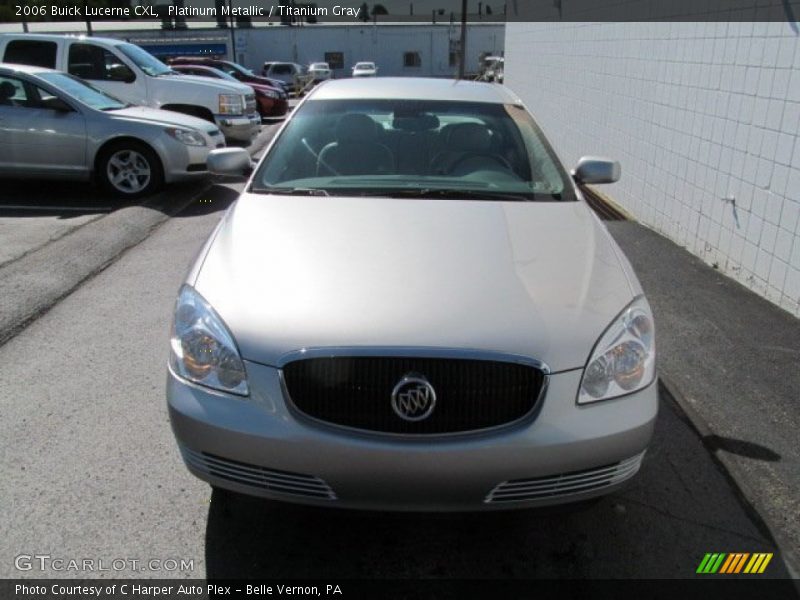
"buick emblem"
391,373,437,422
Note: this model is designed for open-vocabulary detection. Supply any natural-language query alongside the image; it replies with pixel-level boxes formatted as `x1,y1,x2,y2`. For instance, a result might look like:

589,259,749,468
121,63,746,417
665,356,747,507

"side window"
68,43,135,83
0,76,69,111
3,40,58,68
324,52,344,70
0,75,31,107
403,52,422,68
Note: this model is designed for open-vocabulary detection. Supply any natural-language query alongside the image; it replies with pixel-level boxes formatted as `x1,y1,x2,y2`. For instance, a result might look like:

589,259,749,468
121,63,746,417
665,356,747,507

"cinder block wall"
505,22,800,317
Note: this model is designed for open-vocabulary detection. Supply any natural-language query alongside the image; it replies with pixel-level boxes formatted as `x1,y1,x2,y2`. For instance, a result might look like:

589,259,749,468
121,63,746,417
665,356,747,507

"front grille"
181,447,336,500
282,356,545,435
245,94,257,115
485,452,645,503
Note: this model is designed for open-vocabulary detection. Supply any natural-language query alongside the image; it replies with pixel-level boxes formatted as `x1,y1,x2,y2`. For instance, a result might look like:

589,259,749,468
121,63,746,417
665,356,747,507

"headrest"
336,113,377,143
446,123,492,152
0,81,16,100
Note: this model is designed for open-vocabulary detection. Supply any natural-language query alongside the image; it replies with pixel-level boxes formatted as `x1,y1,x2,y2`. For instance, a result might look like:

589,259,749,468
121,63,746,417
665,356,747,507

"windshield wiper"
378,188,536,201
252,186,330,196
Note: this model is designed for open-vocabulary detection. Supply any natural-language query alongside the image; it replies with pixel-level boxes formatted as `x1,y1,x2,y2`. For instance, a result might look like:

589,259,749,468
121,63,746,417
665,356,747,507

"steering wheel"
446,152,513,174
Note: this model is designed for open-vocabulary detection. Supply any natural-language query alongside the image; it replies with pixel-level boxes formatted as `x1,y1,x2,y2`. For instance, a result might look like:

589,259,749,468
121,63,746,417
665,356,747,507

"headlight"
169,285,248,396
218,93,244,115
165,127,206,147
578,296,656,404
258,89,279,99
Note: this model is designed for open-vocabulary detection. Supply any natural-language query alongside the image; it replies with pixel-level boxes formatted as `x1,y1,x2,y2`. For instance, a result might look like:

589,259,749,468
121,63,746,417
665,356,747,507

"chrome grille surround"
485,451,646,503
278,348,549,437
181,446,337,500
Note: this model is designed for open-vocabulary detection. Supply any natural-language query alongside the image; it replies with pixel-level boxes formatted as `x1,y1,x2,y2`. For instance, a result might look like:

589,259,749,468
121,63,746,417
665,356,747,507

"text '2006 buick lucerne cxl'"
167,77,658,511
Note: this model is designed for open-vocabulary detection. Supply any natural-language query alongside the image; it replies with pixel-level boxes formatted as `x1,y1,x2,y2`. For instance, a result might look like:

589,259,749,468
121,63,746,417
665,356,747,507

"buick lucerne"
167,78,657,510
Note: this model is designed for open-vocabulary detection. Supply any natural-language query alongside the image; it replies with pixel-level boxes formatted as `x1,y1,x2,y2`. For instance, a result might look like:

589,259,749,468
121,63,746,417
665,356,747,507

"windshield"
355,63,374,70
38,72,127,111
179,66,238,82
253,98,575,201
225,62,255,77
116,43,172,77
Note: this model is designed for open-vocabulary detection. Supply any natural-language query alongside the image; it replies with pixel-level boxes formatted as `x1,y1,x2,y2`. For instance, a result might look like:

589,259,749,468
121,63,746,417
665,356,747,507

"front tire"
97,141,164,199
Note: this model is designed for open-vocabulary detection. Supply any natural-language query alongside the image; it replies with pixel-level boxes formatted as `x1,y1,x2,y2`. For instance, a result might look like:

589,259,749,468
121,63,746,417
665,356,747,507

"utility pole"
84,0,93,35
458,0,467,79
21,0,29,32
228,0,237,61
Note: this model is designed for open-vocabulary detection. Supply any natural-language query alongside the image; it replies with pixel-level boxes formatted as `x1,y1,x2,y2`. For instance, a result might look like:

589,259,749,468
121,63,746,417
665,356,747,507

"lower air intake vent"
485,452,645,503
181,447,336,500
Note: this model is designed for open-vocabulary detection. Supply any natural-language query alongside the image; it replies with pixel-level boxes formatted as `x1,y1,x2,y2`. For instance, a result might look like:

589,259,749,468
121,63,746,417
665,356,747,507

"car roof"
310,77,522,105
0,62,57,76
0,33,126,46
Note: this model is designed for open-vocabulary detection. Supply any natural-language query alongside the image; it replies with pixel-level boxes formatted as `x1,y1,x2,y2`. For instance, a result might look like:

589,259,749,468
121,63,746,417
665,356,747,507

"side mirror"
108,63,136,83
207,148,253,177
572,156,620,184
40,95,73,112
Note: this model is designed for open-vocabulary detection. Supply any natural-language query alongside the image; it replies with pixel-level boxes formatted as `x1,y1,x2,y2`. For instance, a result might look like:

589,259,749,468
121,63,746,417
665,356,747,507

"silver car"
0,63,224,198
352,62,378,77
308,62,332,82
167,78,657,510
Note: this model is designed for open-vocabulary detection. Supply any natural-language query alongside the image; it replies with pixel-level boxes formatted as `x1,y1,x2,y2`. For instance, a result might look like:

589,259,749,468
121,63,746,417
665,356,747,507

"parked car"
261,61,305,93
0,63,224,197
170,64,288,119
307,61,332,82
351,61,378,77
168,56,290,102
482,55,505,83
0,34,261,143
167,77,658,511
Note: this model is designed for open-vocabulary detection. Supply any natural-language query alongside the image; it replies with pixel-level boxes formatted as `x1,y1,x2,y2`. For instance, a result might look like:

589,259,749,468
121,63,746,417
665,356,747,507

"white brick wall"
505,22,800,317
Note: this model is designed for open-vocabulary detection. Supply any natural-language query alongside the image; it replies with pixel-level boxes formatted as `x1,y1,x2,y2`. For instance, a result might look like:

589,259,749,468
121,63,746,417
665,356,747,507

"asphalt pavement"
608,221,800,577
0,124,278,347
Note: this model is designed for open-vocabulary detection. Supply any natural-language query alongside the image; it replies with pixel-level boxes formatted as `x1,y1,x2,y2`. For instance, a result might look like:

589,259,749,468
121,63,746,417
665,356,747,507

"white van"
0,34,261,143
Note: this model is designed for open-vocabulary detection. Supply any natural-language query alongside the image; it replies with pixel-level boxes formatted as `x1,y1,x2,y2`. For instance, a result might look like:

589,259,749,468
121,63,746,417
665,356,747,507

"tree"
372,4,388,15
359,2,370,21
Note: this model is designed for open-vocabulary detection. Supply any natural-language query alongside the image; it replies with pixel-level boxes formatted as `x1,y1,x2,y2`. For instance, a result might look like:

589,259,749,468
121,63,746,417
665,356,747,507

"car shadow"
203,384,792,579
0,178,130,220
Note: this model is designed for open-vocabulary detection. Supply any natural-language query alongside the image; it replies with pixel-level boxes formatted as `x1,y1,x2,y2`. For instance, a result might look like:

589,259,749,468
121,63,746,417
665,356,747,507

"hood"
243,74,284,90
193,195,636,372
108,106,218,133
249,82,279,95
160,73,253,95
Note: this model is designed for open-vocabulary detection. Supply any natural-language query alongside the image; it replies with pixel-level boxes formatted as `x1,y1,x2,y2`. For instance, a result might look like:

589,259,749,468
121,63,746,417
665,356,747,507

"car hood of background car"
193,195,638,372
164,73,253,95
107,106,219,133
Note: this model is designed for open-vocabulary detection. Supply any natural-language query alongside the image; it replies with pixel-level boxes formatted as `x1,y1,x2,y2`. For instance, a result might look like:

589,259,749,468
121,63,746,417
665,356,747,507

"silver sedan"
167,78,657,510
0,63,224,198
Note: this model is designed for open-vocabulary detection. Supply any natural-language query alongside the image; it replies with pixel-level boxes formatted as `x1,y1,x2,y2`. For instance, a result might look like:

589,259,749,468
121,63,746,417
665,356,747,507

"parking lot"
0,172,795,583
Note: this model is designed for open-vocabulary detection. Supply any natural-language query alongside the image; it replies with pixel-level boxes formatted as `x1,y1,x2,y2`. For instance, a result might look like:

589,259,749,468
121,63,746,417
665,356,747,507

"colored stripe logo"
697,553,773,574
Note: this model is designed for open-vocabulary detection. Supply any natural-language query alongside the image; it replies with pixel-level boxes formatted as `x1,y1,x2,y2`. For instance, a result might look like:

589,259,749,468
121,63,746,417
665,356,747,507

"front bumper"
215,114,261,143
167,362,657,511
156,136,219,184
256,97,288,118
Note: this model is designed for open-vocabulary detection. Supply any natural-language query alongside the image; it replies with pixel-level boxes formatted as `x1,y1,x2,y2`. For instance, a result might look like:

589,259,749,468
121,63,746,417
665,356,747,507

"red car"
170,64,288,119
169,57,291,98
